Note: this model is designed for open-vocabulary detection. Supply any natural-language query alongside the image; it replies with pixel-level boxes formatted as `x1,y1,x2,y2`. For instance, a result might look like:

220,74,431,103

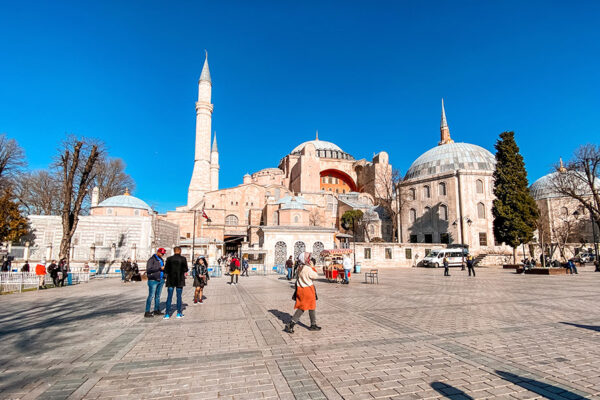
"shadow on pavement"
495,370,588,399
560,322,600,332
431,381,474,399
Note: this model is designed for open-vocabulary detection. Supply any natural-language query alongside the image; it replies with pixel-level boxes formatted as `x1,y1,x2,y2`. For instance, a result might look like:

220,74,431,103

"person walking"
285,253,321,333
286,256,294,280
164,247,188,319
48,260,59,286
567,259,578,275
241,257,249,276
466,254,476,277
124,258,133,282
36,262,47,289
144,248,166,318
193,256,209,304
443,256,450,277
229,256,240,285
342,255,352,284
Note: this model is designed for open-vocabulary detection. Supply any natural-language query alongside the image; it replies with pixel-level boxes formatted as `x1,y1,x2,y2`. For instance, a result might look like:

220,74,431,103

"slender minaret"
188,53,213,207
439,98,454,145
210,132,219,191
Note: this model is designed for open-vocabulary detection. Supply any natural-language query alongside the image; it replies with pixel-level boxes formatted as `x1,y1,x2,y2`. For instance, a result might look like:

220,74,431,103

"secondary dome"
405,142,496,180
97,194,153,212
290,139,354,160
530,170,596,201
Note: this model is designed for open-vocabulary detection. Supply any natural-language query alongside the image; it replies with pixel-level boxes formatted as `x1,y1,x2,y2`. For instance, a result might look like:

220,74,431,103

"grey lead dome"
97,195,153,212
405,142,496,180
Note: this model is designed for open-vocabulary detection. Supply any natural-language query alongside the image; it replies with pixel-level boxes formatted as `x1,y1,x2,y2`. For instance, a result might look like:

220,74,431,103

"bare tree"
0,134,27,190
552,208,587,261
308,208,322,226
375,168,408,242
534,207,552,266
94,157,136,201
56,137,101,261
552,145,600,222
15,170,62,215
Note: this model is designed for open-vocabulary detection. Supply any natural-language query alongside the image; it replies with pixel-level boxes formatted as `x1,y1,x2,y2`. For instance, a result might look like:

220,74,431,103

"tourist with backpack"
193,256,209,304
229,256,240,285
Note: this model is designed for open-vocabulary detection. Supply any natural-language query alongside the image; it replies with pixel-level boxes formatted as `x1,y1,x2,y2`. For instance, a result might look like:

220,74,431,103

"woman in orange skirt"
284,253,321,333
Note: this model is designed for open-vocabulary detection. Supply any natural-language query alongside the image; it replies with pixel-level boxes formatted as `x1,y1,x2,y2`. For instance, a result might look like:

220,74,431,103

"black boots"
309,325,322,331
284,321,295,333
144,312,154,318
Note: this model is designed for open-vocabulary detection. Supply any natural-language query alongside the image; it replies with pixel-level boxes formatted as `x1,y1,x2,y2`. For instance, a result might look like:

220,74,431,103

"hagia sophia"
23,56,596,270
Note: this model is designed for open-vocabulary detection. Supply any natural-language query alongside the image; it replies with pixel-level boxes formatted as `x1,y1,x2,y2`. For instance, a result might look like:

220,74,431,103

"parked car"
571,253,596,263
422,249,466,268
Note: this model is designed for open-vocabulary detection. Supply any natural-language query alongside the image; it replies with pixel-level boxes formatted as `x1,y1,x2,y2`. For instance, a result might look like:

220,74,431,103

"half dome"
405,142,496,180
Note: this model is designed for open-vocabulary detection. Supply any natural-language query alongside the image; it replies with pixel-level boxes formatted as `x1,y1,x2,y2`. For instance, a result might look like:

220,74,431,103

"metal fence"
0,272,90,294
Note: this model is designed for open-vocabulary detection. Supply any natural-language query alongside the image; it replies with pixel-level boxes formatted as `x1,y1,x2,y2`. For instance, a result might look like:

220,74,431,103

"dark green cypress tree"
492,131,539,263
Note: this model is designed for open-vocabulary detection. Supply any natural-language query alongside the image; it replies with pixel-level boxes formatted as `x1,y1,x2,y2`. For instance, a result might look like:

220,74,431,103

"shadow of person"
267,309,308,329
560,322,600,332
431,382,474,399
495,371,588,399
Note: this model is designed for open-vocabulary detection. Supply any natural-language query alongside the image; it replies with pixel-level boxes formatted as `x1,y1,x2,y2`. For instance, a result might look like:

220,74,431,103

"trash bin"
67,272,73,285
354,263,361,273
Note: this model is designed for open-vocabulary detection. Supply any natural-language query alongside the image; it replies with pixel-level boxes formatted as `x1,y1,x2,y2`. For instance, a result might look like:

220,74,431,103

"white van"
422,249,466,268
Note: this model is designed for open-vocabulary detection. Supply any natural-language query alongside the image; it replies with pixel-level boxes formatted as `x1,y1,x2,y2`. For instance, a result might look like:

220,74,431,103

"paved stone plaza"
1,267,600,400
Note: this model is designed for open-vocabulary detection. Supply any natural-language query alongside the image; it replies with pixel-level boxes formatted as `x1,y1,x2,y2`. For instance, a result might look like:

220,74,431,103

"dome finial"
124,188,130,196
315,130,319,140
439,98,454,145
559,157,566,173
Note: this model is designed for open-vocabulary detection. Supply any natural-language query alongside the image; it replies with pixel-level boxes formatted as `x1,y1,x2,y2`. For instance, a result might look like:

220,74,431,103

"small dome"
275,195,310,206
405,142,496,180
291,139,353,160
530,171,596,200
96,194,153,212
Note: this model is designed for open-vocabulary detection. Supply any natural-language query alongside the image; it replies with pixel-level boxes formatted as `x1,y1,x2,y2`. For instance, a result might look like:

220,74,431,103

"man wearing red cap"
144,248,167,318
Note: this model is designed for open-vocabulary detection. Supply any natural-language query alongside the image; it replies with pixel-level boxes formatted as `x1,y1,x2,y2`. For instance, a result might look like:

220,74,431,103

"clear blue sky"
1,1,599,212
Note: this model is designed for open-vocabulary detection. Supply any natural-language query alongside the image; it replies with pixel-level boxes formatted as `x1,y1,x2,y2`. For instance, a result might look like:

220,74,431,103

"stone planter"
515,267,568,275
503,264,521,269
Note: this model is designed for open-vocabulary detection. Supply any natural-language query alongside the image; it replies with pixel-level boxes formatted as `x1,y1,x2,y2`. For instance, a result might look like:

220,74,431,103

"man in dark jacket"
144,248,166,318
163,247,188,319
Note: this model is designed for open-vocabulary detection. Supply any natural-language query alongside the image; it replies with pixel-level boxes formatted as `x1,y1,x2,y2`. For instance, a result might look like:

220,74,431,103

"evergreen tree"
492,131,539,263
0,189,30,243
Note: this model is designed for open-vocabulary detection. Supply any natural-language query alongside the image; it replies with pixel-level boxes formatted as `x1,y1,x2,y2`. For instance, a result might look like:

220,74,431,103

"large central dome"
291,139,354,160
405,142,496,180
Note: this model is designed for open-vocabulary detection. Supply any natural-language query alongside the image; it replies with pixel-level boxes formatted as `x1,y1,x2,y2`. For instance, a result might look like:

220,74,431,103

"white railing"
0,272,90,294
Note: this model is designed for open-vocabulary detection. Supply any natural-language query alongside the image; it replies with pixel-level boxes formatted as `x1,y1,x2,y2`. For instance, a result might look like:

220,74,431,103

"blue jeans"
344,269,350,281
121,268,126,281
287,267,293,280
145,279,164,312
166,287,183,315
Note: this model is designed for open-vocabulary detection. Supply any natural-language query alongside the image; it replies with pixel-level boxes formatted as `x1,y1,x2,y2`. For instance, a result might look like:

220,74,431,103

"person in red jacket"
35,263,47,289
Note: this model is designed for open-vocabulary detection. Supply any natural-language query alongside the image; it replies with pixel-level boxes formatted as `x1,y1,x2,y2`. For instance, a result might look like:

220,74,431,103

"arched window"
294,215,300,223
439,204,448,221
477,203,486,219
369,225,375,234
476,179,484,194
424,185,431,198
312,241,324,264
409,188,416,200
274,241,287,265
225,214,239,225
294,241,306,260
409,208,417,223
424,206,432,224
438,182,447,196
561,207,569,216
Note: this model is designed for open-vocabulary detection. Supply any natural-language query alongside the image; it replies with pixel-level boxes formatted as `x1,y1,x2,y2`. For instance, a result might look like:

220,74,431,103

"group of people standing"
120,258,141,282
219,254,249,284
443,254,476,277
144,247,210,319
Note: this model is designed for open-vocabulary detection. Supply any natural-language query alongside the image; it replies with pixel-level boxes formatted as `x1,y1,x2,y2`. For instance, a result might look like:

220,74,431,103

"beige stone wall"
91,207,150,217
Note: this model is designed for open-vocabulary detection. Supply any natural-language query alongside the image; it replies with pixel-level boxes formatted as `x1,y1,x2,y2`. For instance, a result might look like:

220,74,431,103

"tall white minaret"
188,53,213,207
210,132,219,191
439,98,454,145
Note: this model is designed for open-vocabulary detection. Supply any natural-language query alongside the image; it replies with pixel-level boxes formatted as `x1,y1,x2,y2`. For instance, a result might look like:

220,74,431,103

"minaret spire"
439,98,454,145
200,51,211,83
559,157,566,173
315,130,319,140
212,131,218,152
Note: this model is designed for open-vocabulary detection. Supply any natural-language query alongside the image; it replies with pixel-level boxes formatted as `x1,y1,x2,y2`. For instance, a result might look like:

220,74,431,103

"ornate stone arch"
294,241,306,261
312,241,324,264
